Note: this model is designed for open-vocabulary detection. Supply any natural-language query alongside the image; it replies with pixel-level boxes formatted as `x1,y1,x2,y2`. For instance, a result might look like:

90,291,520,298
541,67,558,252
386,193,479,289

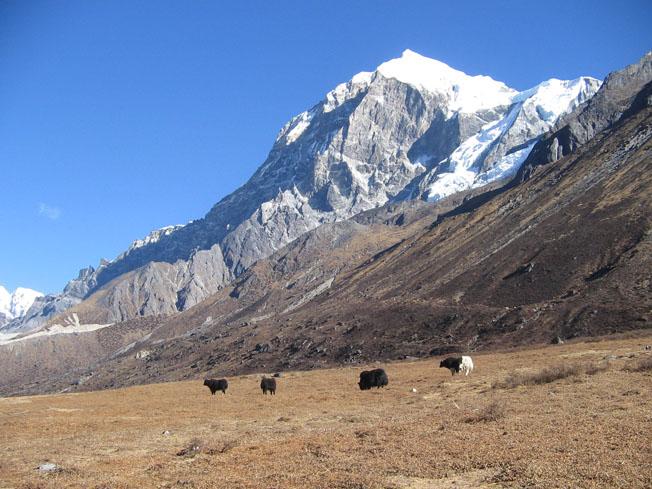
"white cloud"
38,203,62,220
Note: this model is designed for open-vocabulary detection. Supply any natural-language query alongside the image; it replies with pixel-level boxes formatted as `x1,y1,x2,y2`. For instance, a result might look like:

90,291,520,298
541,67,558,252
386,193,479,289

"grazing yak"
203,378,228,395
358,368,389,390
260,376,277,395
439,356,474,376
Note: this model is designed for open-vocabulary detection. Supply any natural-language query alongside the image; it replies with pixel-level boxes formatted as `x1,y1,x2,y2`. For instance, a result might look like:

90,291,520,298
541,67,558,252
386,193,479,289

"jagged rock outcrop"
63,266,98,299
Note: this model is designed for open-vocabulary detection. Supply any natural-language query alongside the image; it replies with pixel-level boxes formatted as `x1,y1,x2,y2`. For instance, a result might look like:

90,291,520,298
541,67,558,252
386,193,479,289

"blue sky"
1,1,650,294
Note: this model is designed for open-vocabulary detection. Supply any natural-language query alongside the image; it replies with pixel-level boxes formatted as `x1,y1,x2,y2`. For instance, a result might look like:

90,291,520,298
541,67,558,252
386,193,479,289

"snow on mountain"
414,76,601,201
0,311,113,346
0,286,43,321
123,224,186,255
9,50,601,327
377,49,517,115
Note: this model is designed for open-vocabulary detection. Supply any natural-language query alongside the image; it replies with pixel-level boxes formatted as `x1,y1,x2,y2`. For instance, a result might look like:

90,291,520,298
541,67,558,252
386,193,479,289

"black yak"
260,376,276,395
203,378,228,395
358,368,388,390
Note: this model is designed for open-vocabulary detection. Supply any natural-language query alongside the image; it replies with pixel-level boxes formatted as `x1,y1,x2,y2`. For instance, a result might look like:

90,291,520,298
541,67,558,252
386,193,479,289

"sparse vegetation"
625,355,652,372
176,437,203,458
584,361,610,376
464,400,505,423
0,336,650,488
493,361,610,389
493,364,578,389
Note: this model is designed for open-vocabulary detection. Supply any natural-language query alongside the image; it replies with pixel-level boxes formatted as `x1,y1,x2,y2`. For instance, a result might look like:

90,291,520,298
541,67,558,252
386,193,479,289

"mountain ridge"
3,50,603,334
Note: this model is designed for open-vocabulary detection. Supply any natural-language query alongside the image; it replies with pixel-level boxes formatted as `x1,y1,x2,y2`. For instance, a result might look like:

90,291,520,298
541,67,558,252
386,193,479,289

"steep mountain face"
0,286,43,329
523,51,652,169
0,270,93,334
1,52,650,396
18,50,599,330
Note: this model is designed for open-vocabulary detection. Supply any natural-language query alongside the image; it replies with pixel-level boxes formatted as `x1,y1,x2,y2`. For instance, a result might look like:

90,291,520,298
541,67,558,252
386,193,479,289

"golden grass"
1,336,651,488
624,355,652,372
491,360,613,389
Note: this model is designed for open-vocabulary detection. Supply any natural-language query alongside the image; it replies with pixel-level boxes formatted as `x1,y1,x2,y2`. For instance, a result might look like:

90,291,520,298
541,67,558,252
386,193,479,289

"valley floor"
1,335,651,489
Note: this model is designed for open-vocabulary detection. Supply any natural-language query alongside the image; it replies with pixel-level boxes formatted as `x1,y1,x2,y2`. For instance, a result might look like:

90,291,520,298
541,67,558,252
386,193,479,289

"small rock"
37,463,60,473
410,388,417,393
135,350,150,360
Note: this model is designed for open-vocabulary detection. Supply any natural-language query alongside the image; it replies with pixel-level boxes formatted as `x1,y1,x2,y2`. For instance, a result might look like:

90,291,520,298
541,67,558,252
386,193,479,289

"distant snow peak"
513,77,601,121
0,285,43,320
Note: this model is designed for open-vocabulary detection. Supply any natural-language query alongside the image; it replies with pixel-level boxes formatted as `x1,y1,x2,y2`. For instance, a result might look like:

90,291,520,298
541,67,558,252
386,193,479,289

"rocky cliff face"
13,50,601,329
522,51,652,170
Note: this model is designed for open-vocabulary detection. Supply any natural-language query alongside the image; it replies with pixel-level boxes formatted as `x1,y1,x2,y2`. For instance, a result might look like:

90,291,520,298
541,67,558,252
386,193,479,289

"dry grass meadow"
1,335,651,489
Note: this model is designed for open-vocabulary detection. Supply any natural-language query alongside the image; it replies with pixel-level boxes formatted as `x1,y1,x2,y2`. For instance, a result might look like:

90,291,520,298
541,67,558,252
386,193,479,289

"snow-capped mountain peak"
9,49,604,329
376,49,517,114
0,286,43,320
512,77,602,121
323,71,373,113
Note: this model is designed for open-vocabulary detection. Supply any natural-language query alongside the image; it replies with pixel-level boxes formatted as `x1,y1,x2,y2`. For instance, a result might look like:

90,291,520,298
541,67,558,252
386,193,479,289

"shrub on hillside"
464,400,505,423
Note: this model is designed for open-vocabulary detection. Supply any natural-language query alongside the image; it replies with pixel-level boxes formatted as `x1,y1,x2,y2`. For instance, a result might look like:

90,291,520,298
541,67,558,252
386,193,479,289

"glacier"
416,76,601,201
